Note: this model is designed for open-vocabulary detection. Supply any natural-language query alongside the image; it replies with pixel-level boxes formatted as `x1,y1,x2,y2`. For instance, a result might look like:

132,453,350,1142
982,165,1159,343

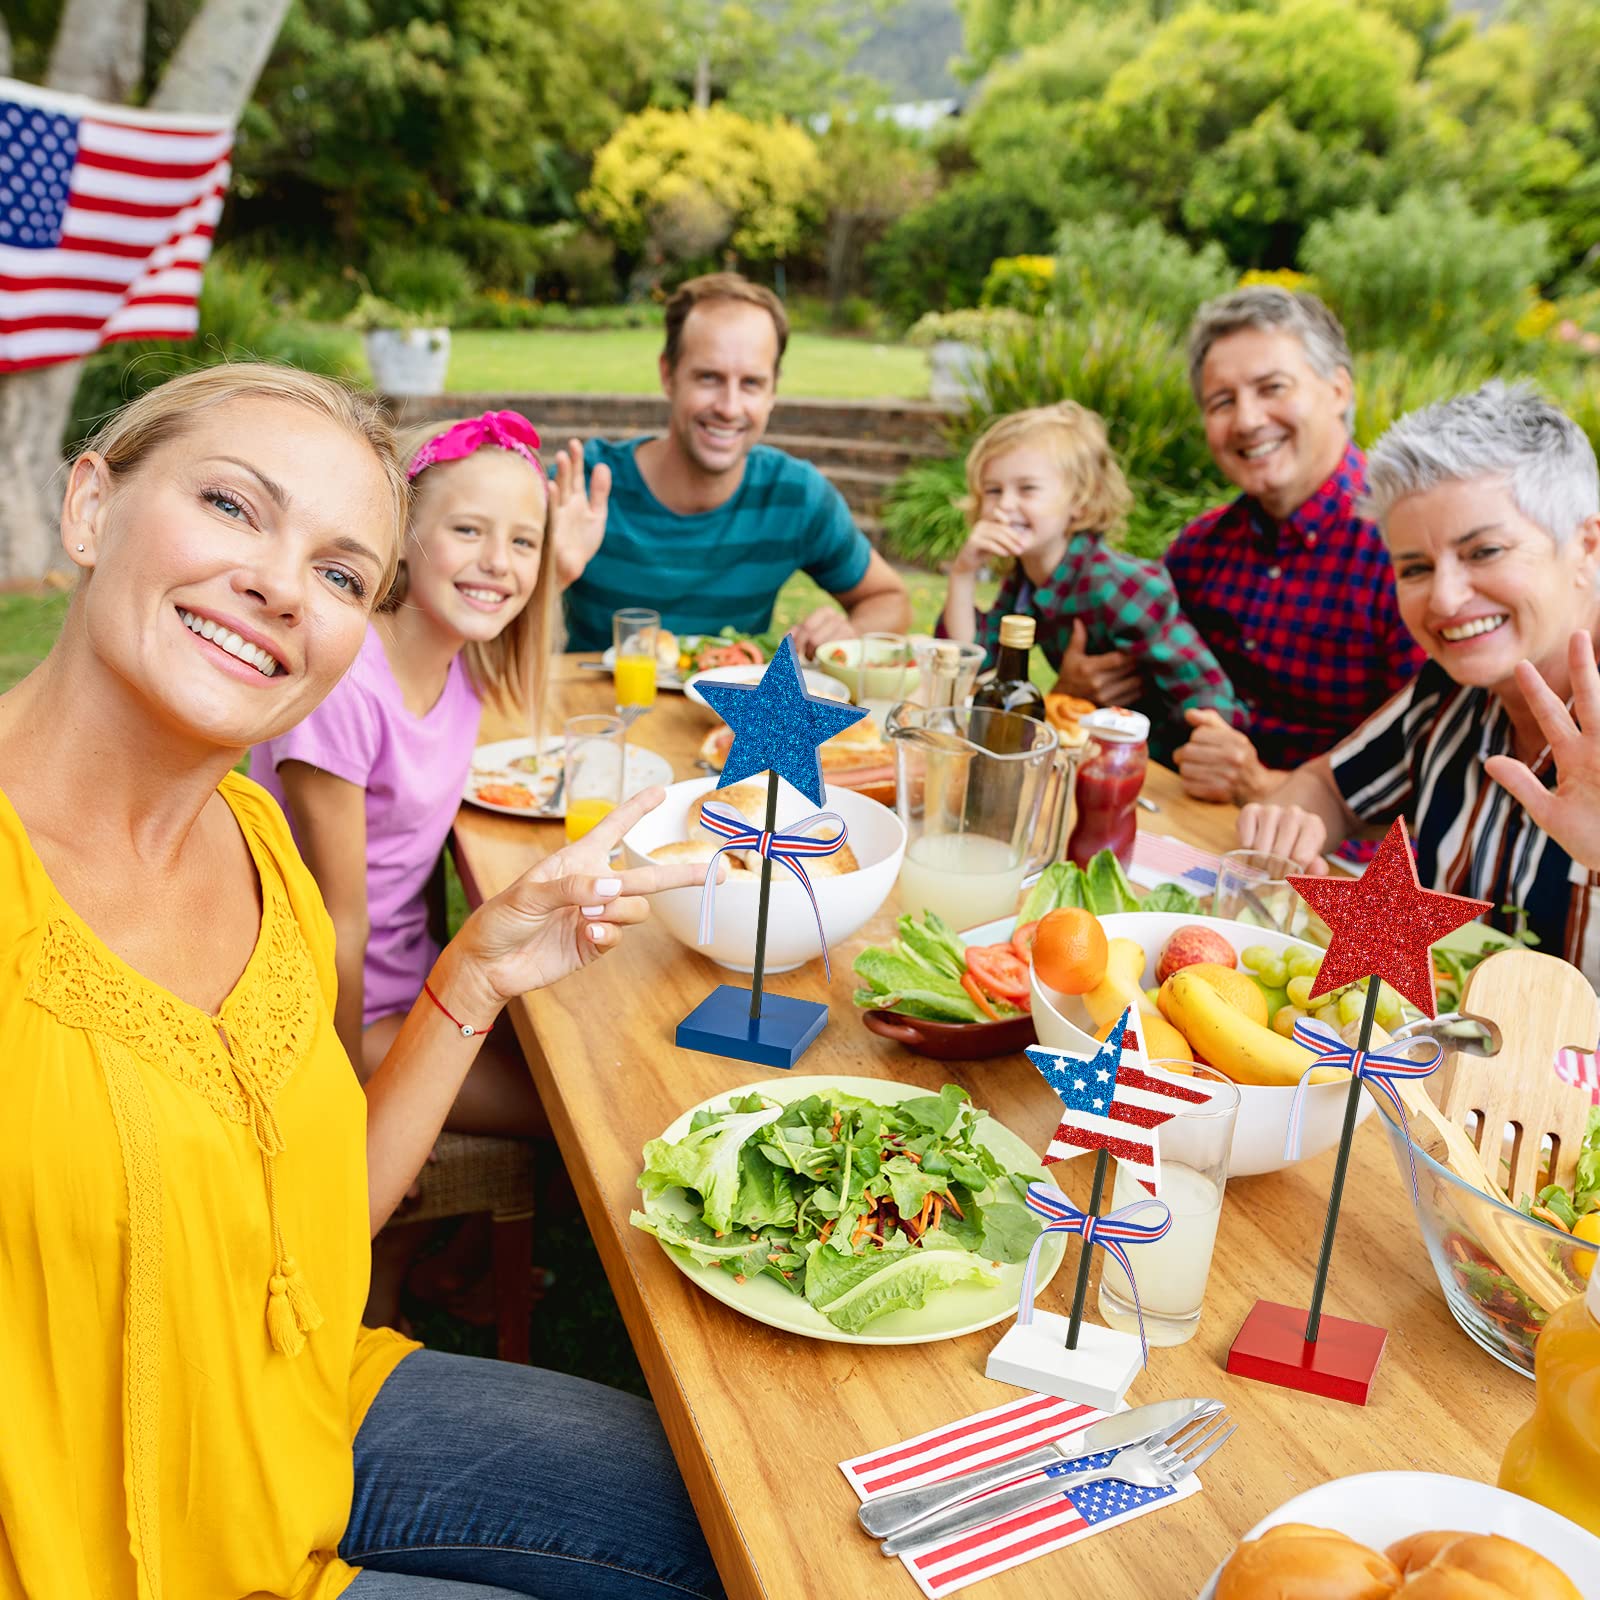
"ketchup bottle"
1066,709,1149,868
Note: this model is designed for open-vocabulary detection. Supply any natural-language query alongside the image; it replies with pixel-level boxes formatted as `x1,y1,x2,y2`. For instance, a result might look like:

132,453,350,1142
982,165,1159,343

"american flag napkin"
1128,832,1222,894
840,1392,1201,1597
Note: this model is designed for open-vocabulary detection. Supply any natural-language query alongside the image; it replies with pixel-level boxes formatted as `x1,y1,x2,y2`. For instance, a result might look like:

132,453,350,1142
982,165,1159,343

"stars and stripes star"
1554,1044,1600,1106
1026,1009,1211,1196
0,77,232,372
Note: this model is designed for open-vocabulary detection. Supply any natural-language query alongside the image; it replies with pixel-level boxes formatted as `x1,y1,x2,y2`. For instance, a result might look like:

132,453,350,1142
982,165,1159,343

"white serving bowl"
621,777,906,973
1029,911,1373,1178
1195,1473,1600,1600
812,635,931,705
682,664,851,722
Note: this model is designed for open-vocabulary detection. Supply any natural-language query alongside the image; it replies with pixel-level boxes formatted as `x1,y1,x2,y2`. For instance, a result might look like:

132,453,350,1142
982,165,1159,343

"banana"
1161,969,1345,1089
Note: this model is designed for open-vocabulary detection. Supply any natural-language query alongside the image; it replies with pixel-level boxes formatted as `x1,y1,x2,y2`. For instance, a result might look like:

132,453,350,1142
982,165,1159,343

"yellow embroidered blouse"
0,773,416,1600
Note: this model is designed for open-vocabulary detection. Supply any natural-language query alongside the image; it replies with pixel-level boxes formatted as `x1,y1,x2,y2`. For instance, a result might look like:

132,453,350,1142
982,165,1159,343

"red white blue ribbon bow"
696,802,849,977
1286,1017,1443,1200
1018,1182,1171,1365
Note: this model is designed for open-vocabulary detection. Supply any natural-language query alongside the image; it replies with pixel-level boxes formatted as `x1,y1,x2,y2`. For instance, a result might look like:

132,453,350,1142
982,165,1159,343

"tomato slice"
1011,920,1039,960
960,972,1001,1022
965,944,1031,1003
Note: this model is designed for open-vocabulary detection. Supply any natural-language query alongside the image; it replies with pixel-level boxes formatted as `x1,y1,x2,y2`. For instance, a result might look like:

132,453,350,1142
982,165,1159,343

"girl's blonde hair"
83,362,409,594
391,419,556,729
963,401,1133,537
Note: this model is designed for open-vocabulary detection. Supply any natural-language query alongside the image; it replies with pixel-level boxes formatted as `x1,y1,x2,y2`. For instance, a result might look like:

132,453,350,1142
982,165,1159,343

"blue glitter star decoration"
695,636,867,807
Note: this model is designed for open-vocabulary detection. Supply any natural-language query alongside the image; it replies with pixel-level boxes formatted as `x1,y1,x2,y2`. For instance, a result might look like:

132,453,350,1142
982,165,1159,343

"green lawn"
337,326,930,399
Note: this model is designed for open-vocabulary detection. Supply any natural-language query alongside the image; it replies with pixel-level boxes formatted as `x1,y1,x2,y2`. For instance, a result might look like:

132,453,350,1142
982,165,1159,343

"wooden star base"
1226,1299,1387,1406
675,985,828,1069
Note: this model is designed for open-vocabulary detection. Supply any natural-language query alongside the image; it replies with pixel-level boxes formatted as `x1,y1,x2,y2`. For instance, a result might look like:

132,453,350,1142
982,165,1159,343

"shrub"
1301,189,1554,358
870,174,1057,327
1052,216,1233,330
907,308,1031,348
446,218,553,295
880,456,969,568
538,225,617,305
66,254,360,454
981,256,1057,315
370,245,476,317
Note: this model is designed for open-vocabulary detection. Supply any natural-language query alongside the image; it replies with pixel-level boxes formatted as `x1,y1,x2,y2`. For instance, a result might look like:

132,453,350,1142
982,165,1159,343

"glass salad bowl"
1377,1112,1596,1376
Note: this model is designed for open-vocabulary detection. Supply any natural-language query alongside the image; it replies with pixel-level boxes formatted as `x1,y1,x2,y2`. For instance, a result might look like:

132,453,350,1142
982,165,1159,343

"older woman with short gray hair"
1240,380,1600,985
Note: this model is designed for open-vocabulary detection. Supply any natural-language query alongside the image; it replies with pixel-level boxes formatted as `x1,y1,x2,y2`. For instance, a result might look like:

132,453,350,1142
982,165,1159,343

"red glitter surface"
1290,817,1492,1019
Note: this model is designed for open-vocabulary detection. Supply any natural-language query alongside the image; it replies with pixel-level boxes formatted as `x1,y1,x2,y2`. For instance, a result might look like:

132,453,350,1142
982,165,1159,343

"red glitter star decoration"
1290,817,1491,1019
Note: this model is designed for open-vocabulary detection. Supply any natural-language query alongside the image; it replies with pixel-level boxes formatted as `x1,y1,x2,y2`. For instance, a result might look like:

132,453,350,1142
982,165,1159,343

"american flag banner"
839,1391,1201,1598
1554,1045,1600,1106
1026,1010,1211,1195
0,77,231,373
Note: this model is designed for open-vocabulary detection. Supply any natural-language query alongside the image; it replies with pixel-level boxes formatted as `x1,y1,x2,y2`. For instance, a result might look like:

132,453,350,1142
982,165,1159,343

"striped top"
1328,659,1600,989
561,437,872,652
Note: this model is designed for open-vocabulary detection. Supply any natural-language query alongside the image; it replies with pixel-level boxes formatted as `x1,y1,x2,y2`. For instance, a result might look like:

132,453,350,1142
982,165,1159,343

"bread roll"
689,784,768,838
648,840,751,874
1216,1523,1401,1599
1388,1532,1582,1600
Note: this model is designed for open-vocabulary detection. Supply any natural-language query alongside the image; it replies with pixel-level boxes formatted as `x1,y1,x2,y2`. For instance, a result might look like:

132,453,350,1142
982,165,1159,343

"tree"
582,105,825,273
0,0,293,582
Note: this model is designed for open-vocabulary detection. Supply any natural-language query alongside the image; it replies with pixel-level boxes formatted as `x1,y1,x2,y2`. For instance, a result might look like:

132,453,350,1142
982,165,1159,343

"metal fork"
878,1408,1235,1556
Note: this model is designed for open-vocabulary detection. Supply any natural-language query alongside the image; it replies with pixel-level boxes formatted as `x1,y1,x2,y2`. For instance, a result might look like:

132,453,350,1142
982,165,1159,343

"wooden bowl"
862,1008,1037,1061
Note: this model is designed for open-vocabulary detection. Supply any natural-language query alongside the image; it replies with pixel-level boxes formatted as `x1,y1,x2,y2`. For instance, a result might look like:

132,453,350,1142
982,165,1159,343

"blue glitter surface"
695,636,867,807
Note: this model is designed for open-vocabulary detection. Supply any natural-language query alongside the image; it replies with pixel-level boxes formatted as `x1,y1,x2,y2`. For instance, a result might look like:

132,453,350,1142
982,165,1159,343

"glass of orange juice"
563,713,625,843
612,608,659,711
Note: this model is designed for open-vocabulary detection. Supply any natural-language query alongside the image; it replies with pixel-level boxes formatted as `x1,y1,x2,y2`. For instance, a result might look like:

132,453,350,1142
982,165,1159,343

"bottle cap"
1080,708,1150,744
998,614,1036,650
934,641,960,664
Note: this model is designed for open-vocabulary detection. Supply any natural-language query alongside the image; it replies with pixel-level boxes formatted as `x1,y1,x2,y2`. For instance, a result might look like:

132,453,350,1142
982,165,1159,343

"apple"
1155,925,1238,986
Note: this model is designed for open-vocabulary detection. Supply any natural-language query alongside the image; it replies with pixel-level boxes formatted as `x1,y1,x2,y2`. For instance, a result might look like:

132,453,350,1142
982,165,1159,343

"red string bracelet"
423,979,482,1038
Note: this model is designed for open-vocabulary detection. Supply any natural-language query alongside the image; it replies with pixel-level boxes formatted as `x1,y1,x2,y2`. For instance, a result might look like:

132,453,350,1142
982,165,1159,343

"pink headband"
406,410,542,480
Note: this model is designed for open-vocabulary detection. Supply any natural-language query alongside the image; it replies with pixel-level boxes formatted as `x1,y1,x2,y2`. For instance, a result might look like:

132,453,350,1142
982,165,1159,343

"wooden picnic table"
451,654,1533,1600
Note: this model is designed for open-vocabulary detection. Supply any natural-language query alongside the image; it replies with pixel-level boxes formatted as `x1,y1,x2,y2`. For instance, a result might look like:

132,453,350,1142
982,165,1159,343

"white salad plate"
464,736,674,818
636,1075,1066,1345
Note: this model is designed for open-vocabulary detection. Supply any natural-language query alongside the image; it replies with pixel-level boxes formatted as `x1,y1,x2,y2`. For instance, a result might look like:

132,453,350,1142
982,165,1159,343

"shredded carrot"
944,1191,965,1219
903,1150,922,1164
830,1111,843,1142
929,1195,944,1231
852,1214,874,1246
961,972,1001,1021
733,1273,746,1284
818,1218,836,1244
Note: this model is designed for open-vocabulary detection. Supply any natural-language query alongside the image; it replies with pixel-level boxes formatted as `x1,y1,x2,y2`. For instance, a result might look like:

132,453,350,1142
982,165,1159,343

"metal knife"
856,1396,1221,1539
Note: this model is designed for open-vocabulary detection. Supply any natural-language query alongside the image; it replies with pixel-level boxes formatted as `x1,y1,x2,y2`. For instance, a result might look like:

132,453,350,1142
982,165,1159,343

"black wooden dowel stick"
1303,976,1382,1343
747,770,781,1021
1065,1147,1109,1350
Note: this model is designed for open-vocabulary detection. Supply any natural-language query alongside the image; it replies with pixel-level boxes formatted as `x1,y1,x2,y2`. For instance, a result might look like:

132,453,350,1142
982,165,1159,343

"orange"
1095,1010,1195,1066
1032,908,1109,995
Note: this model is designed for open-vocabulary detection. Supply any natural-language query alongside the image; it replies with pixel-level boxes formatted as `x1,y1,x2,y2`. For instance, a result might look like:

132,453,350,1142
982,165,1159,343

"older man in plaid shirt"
1062,289,1425,804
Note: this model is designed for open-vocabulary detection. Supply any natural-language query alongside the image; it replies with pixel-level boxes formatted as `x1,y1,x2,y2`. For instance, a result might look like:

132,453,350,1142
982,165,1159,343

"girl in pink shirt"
254,410,559,1134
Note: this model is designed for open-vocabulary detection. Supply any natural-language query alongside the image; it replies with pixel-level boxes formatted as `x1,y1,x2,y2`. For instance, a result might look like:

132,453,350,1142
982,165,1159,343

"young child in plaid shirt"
941,402,1246,763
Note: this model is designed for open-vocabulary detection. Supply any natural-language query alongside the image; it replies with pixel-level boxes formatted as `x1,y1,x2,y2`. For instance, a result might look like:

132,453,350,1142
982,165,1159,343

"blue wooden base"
675,985,829,1069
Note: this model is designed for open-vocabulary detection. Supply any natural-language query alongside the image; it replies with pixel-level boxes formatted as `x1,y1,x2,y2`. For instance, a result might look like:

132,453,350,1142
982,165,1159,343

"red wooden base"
1226,1299,1388,1405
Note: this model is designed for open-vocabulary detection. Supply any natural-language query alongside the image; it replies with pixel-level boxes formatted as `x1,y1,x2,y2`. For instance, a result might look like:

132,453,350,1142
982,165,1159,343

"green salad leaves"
631,1085,1044,1334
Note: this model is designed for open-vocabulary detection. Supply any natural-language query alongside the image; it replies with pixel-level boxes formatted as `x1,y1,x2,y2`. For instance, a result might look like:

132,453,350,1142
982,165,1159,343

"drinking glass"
563,713,625,843
853,631,917,727
1213,848,1313,938
612,607,659,711
910,638,985,712
1097,1061,1240,1346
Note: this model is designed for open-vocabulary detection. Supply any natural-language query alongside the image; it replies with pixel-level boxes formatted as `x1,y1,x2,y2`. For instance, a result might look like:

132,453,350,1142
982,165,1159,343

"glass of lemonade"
1097,1061,1240,1346
612,607,659,711
563,713,625,843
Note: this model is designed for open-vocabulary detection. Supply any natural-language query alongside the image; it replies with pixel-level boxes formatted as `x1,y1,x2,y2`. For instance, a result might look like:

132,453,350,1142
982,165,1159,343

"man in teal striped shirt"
552,273,910,656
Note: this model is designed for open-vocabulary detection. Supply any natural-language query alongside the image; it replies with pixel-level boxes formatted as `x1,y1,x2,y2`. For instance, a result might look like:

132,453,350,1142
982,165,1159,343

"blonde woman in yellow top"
0,365,721,1600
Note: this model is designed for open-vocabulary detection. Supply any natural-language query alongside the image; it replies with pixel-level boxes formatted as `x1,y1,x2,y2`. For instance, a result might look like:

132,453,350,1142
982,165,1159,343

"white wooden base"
985,1312,1143,1411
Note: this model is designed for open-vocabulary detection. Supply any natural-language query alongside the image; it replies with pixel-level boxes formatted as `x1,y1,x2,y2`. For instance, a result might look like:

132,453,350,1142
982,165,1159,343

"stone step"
390,391,957,449
821,463,903,516
762,431,945,472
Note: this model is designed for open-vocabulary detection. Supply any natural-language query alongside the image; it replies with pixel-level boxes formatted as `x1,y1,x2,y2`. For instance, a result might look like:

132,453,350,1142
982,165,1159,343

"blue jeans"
341,1349,724,1599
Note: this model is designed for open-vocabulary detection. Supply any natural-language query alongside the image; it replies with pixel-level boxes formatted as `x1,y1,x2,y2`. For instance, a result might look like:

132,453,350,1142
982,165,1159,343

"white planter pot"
928,338,989,406
364,328,450,396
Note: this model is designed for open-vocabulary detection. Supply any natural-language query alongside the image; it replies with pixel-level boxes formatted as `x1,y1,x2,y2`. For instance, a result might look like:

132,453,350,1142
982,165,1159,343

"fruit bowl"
1029,912,1374,1177
812,635,930,705
1375,1110,1597,1377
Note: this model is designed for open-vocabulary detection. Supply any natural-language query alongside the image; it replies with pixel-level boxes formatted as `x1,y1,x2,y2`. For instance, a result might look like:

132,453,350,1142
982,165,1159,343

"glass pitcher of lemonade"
886,704,1075,932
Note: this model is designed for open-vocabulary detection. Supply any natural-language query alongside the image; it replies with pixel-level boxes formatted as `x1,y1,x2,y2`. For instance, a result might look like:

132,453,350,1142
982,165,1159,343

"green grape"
1375,992,1403,1030
1312,1002,1341,1026
1337,988,1367,1026
1271,1004,1304,1040
1285,975,1315,1008
1240,945,1276,974
1285,949,1323,980
1257,984,1289,1020
1256,958,1288,988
